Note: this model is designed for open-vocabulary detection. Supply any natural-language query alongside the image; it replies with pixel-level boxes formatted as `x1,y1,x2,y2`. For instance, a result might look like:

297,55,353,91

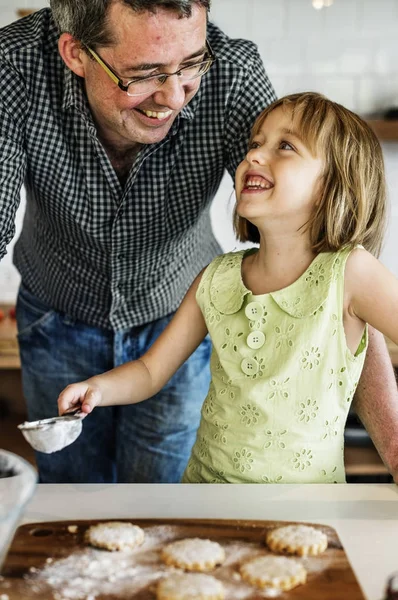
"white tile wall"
0,0,398,301
322,0,359,35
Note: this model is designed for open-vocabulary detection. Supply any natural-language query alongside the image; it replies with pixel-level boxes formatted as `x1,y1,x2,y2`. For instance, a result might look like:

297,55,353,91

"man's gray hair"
50,0,211,48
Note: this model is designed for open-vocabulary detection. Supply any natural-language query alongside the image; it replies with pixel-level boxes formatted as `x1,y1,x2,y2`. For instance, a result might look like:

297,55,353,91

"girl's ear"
58,33,87,78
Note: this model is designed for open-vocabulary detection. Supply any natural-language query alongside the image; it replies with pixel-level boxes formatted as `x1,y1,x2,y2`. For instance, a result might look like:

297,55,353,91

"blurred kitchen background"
0,0,397,480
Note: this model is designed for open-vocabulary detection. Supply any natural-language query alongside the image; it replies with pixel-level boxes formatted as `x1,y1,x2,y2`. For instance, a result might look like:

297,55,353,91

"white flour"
1,524,334,599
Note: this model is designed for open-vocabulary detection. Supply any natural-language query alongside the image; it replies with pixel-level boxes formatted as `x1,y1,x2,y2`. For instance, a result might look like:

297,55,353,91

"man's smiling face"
79,2,208,149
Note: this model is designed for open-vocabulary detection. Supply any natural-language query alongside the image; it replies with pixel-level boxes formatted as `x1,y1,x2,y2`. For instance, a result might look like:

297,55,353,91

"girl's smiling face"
235,105,325,230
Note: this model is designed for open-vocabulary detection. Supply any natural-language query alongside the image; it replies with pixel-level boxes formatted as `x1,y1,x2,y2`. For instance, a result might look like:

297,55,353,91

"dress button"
245,301,264,320
241,357,259,376
247,330,265,349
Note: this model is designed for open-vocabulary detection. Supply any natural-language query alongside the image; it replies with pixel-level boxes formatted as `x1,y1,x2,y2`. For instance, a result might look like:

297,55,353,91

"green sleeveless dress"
182,247,367,483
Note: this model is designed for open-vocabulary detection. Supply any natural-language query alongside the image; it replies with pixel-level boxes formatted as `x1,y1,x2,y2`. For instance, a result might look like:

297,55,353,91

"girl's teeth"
142,109,172,119
246,179,272,189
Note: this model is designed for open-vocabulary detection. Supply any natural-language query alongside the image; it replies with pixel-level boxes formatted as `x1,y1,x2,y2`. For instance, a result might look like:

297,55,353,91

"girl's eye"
248,141,260,150
280,140,294,151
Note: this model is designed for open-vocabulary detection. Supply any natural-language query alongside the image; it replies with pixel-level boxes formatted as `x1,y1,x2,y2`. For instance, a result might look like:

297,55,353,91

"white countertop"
21,483,398,600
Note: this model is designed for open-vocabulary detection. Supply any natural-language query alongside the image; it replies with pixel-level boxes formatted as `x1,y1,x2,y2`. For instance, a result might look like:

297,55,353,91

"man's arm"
0,54,28,260
353,327,398,483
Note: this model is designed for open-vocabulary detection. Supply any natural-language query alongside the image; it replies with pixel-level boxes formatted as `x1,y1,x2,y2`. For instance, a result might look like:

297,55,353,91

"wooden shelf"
16,9,35,18
344,445,388,476
0,304,19,369
366,119,398,141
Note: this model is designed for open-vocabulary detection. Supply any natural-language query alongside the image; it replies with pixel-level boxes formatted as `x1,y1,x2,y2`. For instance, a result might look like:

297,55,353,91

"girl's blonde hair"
234,92,387,257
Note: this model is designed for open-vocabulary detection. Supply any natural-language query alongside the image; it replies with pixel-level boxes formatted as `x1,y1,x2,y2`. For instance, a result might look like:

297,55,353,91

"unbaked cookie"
266,524,328,557
240,555,307,591
161,538,225,572
156,573,225,600
85,521,145,551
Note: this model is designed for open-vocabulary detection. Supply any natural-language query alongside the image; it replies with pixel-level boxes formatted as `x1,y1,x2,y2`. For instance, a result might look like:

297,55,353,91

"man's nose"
152,74,188,110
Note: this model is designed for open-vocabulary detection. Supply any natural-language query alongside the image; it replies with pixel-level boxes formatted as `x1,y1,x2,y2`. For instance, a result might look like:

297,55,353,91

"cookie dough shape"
240,555,307,591
85,521,145,551
156,573,225,600
161,538,225,572
266,524,328,557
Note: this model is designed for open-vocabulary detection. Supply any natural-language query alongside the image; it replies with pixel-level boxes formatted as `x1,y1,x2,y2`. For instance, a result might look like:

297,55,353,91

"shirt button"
247,330,265,350
241,357,259,376
245,301,264,320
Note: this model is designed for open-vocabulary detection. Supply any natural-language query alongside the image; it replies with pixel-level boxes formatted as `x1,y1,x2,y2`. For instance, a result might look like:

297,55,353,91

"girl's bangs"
251,94,336,158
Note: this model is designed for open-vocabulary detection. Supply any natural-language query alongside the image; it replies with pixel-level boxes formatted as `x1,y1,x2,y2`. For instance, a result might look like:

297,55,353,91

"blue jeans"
16,284,211,483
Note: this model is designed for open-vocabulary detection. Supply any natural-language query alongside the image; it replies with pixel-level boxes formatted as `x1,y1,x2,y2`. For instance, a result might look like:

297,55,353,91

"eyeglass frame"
84,39,216,97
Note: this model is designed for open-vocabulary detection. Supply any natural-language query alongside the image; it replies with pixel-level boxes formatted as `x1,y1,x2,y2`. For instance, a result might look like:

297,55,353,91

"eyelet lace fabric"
182,247,368,484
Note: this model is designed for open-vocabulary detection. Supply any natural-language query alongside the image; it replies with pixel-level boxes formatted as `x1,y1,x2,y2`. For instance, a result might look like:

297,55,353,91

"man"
0,1,396,483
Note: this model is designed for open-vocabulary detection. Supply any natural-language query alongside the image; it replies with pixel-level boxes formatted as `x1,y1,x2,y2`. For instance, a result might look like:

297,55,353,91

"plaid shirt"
0,9,276,330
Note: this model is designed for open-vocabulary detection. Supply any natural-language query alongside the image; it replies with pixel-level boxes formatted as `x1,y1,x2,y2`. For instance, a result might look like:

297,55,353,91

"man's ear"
58,33,87,78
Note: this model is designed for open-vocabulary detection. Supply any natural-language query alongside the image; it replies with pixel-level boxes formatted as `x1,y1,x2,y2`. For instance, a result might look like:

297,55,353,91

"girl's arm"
58,269,208,415
346,248,398,344
345,248,398,483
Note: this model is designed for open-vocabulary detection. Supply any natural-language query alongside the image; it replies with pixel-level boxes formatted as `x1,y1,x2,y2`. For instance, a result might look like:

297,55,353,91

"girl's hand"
58,380,103,416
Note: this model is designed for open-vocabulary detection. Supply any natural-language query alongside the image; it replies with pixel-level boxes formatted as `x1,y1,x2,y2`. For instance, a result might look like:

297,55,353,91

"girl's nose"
246,147,267,165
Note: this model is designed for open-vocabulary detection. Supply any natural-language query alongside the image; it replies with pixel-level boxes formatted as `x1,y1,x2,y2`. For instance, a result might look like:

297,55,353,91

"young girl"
58,92,398,484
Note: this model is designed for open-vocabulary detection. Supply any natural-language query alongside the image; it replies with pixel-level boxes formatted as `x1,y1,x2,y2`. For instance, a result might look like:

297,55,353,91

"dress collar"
209,249,339,318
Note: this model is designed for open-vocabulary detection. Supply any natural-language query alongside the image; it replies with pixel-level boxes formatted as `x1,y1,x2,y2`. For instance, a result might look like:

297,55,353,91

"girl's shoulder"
201,249,249,283
197,249,253,315
344,246,374,271
344,246,385,297
263,249,347,319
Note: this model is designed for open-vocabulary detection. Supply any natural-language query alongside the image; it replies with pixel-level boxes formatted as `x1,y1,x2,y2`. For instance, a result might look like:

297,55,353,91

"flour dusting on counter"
0,522,342,600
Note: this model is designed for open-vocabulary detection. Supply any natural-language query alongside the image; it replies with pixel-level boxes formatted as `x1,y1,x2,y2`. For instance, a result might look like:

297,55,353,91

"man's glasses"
85,40,216,97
